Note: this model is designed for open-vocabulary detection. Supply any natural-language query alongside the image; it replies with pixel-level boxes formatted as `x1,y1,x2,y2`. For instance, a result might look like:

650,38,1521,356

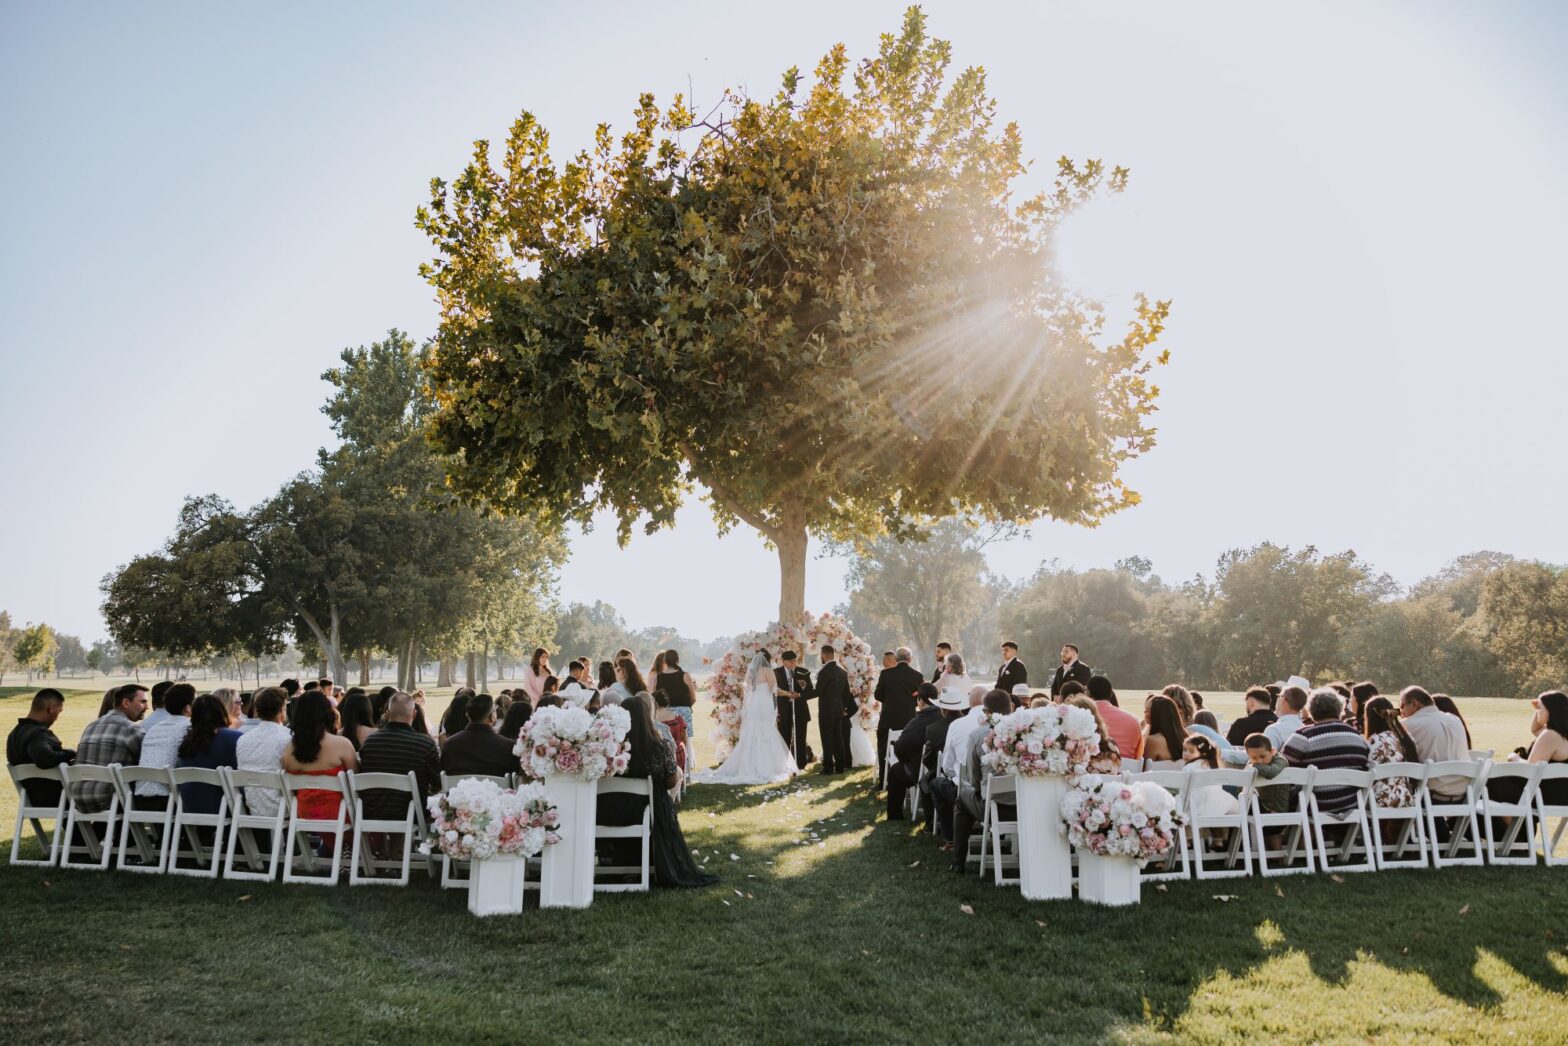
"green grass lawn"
2,685,1565,1042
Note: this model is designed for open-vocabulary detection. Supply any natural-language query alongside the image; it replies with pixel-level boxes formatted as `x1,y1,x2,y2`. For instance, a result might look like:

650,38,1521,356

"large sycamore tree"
418,8,1170,623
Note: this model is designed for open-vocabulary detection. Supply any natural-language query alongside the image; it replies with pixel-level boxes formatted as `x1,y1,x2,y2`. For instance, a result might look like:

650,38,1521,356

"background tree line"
833,525,1567,697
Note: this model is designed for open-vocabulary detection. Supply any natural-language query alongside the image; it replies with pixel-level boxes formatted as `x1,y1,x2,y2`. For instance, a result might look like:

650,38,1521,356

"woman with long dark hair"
499,697,534,741
1490,691,1568,811
1142,695,1185,763
1346,681,1379,733
281,690,357,821
598,693,718,889
1363,695,1417,807
1161,684,1196,727
438,691,472,747
339,689,377,752
520,648,551,702
175,693,244,814
597,661,616,691
1431,695,1474,749
653,649,697,749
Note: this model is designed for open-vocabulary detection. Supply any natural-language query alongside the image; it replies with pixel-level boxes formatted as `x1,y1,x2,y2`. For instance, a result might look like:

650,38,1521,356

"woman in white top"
935,653,974,701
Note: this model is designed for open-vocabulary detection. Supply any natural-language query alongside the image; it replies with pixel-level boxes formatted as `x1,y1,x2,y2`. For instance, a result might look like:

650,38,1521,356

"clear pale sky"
3,1,1565,644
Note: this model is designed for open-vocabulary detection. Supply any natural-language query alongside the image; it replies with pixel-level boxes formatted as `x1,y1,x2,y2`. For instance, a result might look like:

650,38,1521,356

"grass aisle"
1,764,1566,1044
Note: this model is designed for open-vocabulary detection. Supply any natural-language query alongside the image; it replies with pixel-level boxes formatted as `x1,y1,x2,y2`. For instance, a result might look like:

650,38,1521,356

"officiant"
774,651,814,770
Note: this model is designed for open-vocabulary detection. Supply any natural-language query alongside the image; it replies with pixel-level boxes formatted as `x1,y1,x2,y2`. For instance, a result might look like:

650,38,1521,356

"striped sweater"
1281,720,1370,814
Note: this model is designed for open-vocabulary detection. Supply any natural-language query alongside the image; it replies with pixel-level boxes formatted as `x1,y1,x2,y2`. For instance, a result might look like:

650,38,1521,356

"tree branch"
681,444,780,541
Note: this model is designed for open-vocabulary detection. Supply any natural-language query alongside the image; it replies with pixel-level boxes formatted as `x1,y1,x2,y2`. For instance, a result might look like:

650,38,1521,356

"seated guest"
1363,696,1416,808
1244,734,1290,815
372,685,397,726
1183,734,1238,817
536,693,564,710
1489,691,1568,811
596,693,717,888
143,680,174,731
1264,686,1308,751
1088,677,1143,760
281,691,358,822
596,661,617,693
236,687,292,816
1227,687,1278,747
938,685,991,787
73,684,149,812
1056,679,1088,705
1142,695,1185,763
948,689,1016,871
498,697,534,741
606,657,646,707
7,688,74,807
409,690,433,739
440,693,521,778
175,694,243,815
1346,681,1379,733
1065,695,1121,774
1162,684,1197,727
94,686,117,718
135,684,197,806
338,689,377,752
1193,709,1219,731
357,691,441,820
1431,695,1474,749
211,687,243,729
886,684,942,821
1398,686,1470,802
922,689,967,836
1281,688,1370,814
438,689,474,746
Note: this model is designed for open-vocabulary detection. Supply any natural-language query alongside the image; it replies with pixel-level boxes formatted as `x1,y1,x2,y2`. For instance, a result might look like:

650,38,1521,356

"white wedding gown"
693,681,798,786
849,703,876,767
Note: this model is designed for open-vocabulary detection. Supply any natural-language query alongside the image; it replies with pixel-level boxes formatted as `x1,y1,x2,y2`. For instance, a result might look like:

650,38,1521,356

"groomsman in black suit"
874,647,925,789
774,651,814,770
814,645,853,773
995,641,1027,695
1048,643,1093,697
929,642,952,684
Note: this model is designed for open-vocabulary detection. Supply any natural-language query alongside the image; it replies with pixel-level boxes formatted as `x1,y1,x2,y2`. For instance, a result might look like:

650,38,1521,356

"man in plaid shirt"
71,684,149,813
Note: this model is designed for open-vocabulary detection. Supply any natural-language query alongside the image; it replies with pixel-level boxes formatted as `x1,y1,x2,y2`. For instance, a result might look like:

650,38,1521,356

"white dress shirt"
1402,705,1471,797
940,705,989,780
1264,713,1303,753
235,721,292,816
134,715,191,796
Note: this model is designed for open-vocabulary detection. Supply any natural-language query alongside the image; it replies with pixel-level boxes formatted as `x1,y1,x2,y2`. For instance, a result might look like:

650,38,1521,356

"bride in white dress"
693,651,798,786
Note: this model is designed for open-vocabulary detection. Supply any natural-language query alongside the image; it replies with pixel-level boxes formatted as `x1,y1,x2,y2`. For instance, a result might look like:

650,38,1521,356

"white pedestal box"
468,855,526,917
1077,851,1141,906
539,775,597,909
1014,774,1072,901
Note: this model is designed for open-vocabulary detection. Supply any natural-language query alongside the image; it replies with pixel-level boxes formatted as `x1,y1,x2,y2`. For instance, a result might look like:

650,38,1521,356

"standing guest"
175,694,243,815
1227,687,1278,747
1431,695,1474,749
7,689,74,808
649,650,667,679
338,689,377,752
440,693,521,778
1281,689,1371,815
930,642,953,684
605,657,645,706
596,693,717,888
499,697,534,741
437,690,474,746
886,684,941,820
1362,696,1416,808
236,687,292,816
135,684,197,805
948,689,1017,871
280,677,302,722
211,687,244,729
881,651,896,671
357,692,441,819
410,690,434,739
874,648,924,789
1142,695,1185,763
143,680,175,732
520,648,552,702
814,645,854,775
1162,684,1197,727
1066,695,1122,774
1265,686,1309,752
73,684,149,813
281,691,358,824
559,660,592,702
653,650,697,747
935,653,974,698
1048,644,1092,697
994,641,1027,695
1346,681,1379,733
1398,686,1471,802
1087,677,1142,760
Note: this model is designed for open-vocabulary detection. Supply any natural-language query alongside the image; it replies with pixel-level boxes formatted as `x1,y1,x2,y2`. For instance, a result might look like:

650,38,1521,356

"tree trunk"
478,650,488,690
437,658,455,689
359,648,370,687
776,525,809,624
465,652,476,690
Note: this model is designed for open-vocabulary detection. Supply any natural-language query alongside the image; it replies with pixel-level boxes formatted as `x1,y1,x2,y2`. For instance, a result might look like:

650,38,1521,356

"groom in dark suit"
814,644,854,774
995,641,1027,695
775,652,814,770
1048,643,1093,697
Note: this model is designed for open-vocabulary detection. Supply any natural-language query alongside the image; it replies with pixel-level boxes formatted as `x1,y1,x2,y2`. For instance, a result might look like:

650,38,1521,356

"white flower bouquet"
425,778,561,861
1060,779,1184,860
979,704,1100,779
515,704,631,781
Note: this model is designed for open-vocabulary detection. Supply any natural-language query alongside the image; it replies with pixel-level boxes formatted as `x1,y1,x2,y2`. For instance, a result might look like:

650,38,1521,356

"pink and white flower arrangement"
979,704,1101,779
424,778,562,861
1060,779,1185,860
706,612,876,758
515,704,631,782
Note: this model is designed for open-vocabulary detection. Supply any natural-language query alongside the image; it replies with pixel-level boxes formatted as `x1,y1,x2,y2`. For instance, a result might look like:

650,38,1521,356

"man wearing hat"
886,684,941,821
774,651,814,770
916,687,969,834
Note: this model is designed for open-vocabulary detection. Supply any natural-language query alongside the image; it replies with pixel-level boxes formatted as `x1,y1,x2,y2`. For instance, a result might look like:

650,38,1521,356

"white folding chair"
1188,767,1255,880
8,764,65,867
978,774,1019,886
59,764,121,871
281,774,348,886
346,770,421,886
1305,768,1376,874
884,729,902,788
111,766,174,874
1144,759,1186,772
1251,766,1316,877
1121,756,1146,774
221,769,288,882
1368,762,1430,870
1127,768,1193,881
1479,761,1544,866
1468,749,1495,761
1535,764,1568,866
1423,758,1485,868
168,768,230,878
957,759,984,871
437,772,512,888
595,776,653,892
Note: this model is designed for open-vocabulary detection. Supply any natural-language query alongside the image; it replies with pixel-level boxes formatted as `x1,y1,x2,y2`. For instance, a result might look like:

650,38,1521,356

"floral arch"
703,612,878,759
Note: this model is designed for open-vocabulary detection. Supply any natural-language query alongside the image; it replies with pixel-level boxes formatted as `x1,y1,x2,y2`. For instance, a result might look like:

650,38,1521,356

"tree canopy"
417,6,1170,622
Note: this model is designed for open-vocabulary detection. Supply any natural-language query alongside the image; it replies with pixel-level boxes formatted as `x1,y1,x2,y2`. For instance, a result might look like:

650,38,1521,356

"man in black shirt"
1226,686,1279,747
441,694,522,778
7,688,73,807
873,647,925,789
359,692,442,820
886,684,941,821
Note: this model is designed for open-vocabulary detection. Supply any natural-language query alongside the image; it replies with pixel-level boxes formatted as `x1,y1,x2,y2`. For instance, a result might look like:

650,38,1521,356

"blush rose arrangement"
424,778,562,861
979,704,1101,780
1060,779,1185,860
515,705,631,782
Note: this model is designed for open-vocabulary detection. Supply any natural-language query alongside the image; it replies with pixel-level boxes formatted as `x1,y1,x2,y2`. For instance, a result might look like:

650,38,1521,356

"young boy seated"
1246,733,1290,849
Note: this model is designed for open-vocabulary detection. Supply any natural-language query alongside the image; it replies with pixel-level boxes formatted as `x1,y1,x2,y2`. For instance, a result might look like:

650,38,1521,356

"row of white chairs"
967,757,1568,885
9,764,655,894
